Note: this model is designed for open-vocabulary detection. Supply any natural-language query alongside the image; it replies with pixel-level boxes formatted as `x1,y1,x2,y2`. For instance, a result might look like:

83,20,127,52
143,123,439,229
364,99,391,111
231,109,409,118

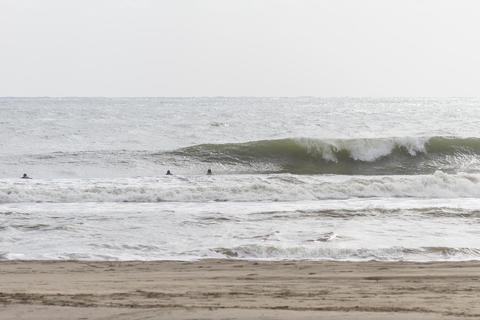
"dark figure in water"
166,170,172,175
207,169,212,175
21,173,32,179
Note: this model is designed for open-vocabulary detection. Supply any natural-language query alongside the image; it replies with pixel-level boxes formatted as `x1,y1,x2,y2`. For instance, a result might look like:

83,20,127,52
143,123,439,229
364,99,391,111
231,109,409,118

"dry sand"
0,260,479,319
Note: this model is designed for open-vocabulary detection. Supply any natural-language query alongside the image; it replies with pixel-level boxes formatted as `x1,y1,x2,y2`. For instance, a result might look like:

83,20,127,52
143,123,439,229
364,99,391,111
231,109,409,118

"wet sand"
0,260,479,319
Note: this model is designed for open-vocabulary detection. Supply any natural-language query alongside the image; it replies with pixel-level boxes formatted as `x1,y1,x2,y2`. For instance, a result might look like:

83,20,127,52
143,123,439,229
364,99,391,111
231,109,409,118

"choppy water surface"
1,97,480,261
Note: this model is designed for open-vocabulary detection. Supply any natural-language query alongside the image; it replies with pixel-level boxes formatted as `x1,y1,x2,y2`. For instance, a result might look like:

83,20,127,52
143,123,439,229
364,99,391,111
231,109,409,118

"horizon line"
1,96,479,99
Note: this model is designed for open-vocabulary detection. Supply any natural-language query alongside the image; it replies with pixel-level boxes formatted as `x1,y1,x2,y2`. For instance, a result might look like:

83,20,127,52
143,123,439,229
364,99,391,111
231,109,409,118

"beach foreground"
0,260,479,319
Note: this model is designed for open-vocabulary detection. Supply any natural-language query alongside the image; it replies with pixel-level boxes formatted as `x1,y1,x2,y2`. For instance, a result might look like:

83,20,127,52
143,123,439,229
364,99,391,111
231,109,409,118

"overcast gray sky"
1,0,480,96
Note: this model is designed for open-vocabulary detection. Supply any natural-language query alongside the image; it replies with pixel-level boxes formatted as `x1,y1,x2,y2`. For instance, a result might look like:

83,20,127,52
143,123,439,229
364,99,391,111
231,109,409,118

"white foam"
213,245,480,262
295,136,430,162
1,172,480,203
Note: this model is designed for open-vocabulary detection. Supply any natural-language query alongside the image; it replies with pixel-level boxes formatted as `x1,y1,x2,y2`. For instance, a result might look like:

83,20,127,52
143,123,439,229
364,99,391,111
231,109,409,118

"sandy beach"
0,260,479,319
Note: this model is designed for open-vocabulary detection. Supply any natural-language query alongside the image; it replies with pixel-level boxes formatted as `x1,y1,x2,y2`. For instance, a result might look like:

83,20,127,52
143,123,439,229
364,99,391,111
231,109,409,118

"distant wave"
169,136,480,175
2,171,480,203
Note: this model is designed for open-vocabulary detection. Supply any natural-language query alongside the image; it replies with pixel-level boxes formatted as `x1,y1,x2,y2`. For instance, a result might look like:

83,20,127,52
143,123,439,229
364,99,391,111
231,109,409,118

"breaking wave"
170,136,480,174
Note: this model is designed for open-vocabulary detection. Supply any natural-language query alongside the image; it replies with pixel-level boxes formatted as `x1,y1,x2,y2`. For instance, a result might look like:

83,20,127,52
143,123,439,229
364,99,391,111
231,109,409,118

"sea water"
1,97,480,261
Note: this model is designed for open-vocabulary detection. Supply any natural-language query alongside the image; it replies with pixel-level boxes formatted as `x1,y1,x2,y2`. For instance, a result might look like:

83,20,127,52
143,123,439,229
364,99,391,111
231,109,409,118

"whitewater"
1,97,480,261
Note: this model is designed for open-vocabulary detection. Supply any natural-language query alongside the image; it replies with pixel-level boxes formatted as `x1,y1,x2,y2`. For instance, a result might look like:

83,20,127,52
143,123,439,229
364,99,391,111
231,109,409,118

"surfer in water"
21,173,32,179
166,170,172,175
207,169,212,175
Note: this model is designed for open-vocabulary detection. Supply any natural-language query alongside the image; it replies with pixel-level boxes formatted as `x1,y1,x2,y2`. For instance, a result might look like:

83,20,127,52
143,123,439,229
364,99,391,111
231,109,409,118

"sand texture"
0,260,479,319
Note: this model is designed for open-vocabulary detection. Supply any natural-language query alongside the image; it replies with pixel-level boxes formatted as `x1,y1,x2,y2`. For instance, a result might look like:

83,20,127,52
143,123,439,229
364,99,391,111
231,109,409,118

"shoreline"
1,260,479,319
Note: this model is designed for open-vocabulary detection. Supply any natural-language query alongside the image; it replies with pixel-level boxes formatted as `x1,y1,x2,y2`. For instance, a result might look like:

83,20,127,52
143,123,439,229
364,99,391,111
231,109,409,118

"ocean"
1,97,480,261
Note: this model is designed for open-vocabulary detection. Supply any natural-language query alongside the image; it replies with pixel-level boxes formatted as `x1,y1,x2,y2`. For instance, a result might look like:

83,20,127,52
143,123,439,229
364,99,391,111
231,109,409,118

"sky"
1,0,480,97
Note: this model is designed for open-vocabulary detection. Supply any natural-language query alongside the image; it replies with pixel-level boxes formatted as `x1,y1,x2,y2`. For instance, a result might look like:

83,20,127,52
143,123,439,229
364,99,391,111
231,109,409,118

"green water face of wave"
170,136,480,175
